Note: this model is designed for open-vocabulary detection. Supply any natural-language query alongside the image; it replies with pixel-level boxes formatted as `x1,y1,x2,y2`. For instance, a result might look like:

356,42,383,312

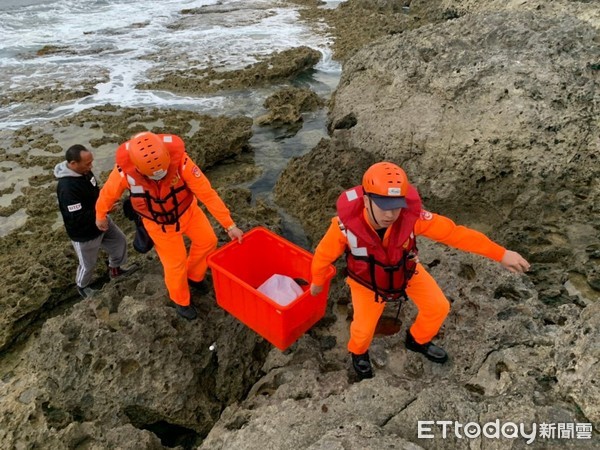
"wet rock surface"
2,46,110,107
269,1,598,448
139,46,322,95
30,278,269,438
0,84,102,107
292,0,462,62
256,87,325,137
0,103,282,448
274,138,378,240
1,0,599,448
324,10,599,310
0,105,257,351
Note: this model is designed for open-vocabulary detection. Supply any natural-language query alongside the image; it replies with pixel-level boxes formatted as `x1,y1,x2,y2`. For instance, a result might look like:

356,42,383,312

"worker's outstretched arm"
181,154,242,242
415,211,529,273
95,166,127,231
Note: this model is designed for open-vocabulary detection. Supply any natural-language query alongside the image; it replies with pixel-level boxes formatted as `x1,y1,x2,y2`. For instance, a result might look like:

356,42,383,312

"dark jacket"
54,161,103,242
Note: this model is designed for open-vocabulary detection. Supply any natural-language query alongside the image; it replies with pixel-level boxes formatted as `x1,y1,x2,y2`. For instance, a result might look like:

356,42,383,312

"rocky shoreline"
1,0,598,448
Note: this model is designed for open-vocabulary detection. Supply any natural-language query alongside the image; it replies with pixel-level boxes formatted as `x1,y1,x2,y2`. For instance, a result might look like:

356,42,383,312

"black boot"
176,304,198,320
351,351,374,379
405,331,448,364
188,278,209,295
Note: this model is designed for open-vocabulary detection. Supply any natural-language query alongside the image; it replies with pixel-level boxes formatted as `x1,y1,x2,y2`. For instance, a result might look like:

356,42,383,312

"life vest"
336,185,422,301
116,134,194,229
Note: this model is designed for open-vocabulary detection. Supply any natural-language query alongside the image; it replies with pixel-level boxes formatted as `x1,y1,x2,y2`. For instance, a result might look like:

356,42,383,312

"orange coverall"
96,153,235,306
311,209,506,355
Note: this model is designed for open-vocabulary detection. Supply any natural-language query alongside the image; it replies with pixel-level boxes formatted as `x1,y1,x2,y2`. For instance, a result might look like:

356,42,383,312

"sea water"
0,0,344,242
0,0,342,127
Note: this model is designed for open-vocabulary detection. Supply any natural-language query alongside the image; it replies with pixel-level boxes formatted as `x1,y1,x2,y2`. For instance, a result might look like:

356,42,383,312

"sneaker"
175,304,198,321
405,331,448,364
77,286,97,299
188,278,209,295
351,351,373,380
109,263,139,279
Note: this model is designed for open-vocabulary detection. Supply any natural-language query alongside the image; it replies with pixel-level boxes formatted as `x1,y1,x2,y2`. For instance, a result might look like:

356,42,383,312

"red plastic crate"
207,226,336,350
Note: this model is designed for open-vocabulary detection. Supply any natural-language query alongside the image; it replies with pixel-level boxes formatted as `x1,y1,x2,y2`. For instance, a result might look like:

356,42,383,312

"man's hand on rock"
501,250,530,273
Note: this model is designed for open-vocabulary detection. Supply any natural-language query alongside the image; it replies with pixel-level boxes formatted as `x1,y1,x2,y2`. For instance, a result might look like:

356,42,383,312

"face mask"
148,169,167,181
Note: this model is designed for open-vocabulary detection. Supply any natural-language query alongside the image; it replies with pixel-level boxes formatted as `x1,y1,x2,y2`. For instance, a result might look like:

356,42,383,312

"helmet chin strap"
367,195,382,228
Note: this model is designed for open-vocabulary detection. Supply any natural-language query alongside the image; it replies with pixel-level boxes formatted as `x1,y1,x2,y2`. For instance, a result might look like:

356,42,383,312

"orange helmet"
128,132,170,180
362,162,409,210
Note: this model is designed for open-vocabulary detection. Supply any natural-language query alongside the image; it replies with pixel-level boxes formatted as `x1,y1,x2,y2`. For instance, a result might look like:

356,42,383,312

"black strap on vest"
132,184,189,232
347,245,419,303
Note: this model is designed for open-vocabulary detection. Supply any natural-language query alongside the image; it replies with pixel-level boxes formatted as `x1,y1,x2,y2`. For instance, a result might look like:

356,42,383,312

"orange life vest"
116,134,194,228
336,185,422,301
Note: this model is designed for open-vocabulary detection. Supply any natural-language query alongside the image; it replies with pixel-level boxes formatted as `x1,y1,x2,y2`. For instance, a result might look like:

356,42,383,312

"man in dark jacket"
54,144,132,298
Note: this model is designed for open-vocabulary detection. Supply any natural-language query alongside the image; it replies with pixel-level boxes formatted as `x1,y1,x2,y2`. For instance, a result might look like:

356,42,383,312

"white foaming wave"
93,58,153,98
0,0,341,129
0,0,217,51
315,48,341,73
151,10,296,71
257,8,341,74
165,7,339,72
1,92,228,130
323,0,346,9
86,61,227,111
59,90,226,113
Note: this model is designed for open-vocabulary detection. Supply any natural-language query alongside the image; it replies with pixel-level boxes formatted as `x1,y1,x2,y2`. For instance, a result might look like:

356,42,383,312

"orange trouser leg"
347,278,385,355
405,263,450,344
145,219,190,306
182,204,218,283
143,203,217,306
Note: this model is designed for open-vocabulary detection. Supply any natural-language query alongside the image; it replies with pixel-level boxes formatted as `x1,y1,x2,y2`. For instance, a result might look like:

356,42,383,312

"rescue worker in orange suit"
95,132,243,321
310,162,530,379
